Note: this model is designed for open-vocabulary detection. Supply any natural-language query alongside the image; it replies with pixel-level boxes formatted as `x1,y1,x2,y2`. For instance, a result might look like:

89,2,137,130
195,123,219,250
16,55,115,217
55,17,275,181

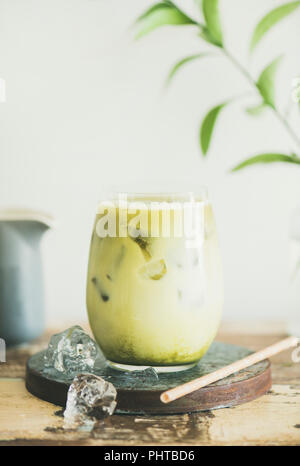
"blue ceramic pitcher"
0,209,52,346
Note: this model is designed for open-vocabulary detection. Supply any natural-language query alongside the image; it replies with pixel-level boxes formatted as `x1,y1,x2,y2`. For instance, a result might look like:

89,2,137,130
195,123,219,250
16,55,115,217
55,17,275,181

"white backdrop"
1,0,300,325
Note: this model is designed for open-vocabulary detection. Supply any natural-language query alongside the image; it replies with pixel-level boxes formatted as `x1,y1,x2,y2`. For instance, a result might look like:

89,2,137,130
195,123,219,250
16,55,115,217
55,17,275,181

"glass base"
106,360,197,373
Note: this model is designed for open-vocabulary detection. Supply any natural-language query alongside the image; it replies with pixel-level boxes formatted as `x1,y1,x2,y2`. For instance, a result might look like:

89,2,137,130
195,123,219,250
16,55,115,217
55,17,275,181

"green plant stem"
273,111,300,150
223,49,257,87
222,48,300,152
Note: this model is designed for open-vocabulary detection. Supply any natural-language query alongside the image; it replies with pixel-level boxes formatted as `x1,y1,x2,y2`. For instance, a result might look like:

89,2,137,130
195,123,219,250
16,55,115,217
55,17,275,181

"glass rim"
97,189,209,204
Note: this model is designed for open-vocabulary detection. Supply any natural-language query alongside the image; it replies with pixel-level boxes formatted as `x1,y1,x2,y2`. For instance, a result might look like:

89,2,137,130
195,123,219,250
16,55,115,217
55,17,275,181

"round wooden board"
26,342,271,414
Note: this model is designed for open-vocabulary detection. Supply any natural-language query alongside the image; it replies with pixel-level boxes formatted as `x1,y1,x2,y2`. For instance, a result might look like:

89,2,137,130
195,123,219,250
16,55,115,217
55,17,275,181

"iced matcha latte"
87,193,223,371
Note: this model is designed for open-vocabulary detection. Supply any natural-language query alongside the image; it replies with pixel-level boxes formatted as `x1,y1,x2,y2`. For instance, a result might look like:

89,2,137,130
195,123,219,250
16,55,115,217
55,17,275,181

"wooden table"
0,322,300,446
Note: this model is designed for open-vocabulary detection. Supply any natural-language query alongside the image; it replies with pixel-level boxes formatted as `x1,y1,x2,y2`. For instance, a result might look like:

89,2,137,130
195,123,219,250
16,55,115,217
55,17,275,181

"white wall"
0,0,300,325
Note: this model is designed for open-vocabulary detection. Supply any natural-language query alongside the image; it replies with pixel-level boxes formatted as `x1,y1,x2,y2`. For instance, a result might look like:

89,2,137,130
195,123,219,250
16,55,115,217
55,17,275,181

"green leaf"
137,3,170,21
194,0,202,8
256,56,282,108
245,103,267,116
202,0,223,46
135,2,196,39
198,24,222,46
200,103,227,155
232,153,300,172
250,1,300,52
166,53,210,86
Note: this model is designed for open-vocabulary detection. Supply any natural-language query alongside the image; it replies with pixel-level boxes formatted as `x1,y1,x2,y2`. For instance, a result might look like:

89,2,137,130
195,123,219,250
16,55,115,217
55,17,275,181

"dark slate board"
25,342,271,414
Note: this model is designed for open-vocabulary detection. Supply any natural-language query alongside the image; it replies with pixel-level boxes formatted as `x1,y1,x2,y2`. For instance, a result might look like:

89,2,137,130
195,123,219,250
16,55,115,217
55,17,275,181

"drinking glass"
87,191,223,372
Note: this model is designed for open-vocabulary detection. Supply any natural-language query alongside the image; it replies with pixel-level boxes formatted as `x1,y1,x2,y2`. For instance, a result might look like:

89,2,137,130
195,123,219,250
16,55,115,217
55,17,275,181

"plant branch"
223,49,257,87
222,48,300,151
273,111,300,150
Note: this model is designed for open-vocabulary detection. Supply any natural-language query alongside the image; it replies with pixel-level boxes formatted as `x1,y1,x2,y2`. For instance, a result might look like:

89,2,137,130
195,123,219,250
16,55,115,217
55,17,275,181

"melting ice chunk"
123,367,159,388
138,259,167,280
130,367,159,380
64,374,117,429
44,326,100,377
180,268,205,308
167,246,200,269
128,226,152,261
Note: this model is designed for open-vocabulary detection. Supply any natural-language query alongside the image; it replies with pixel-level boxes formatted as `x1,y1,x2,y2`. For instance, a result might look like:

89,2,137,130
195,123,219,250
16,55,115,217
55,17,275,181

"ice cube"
122,367,159,389
91,277,110,302
167,245,200,269
130,367,159,380
128,226,152,261
44,326,100,377
63,374,117,429
138,259,167,280
180,268,205,308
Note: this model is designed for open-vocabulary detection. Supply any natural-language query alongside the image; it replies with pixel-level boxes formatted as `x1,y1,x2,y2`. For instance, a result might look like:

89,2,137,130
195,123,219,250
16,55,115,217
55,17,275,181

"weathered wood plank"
0,378,300,446
0,378,211,445
0,334,50,379
208,384,300,446
0,378,63,442
1,323,299,445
